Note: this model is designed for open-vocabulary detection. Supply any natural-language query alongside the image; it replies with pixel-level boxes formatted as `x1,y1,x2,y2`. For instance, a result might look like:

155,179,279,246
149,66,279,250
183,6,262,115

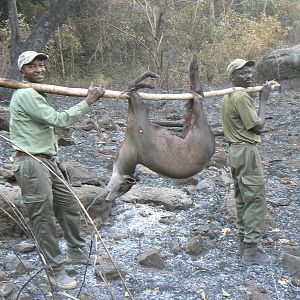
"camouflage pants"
228,143,266,246
12,155,85,273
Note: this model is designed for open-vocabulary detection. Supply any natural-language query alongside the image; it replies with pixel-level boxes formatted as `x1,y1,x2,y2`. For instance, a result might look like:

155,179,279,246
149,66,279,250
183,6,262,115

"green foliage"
0,20,10,76
275,0,300,25
17,0,48,25
199,10,291,83
165,2,216,83
46,22,82,83
0,14,31,76
2,0,300,85
0,0,8,24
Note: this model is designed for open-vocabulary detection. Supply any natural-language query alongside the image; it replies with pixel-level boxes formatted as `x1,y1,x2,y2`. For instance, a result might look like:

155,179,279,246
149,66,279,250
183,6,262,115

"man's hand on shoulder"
85,82,105,106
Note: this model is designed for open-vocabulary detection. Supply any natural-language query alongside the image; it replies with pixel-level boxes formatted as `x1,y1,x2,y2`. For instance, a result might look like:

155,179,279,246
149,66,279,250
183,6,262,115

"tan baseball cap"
227,59,255,76
18,51,48,70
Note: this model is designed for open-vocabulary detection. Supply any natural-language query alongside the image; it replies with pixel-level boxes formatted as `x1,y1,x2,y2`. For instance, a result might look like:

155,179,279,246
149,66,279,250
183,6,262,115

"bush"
199,10,291,83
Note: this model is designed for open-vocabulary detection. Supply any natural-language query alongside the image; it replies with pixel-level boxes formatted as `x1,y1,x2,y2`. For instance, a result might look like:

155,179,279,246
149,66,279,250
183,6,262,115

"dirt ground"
0,82,299,299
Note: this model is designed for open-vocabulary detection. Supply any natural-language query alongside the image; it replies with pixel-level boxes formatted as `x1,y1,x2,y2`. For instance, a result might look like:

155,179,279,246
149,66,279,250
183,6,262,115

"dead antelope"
106,56,215,201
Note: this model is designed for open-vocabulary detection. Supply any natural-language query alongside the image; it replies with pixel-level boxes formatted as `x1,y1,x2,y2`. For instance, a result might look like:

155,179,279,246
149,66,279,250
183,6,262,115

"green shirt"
221,91,261,144
10,88,91,157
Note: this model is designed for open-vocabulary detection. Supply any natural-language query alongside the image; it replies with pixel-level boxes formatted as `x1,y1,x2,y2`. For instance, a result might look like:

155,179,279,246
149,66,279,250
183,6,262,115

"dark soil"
0,83,299,300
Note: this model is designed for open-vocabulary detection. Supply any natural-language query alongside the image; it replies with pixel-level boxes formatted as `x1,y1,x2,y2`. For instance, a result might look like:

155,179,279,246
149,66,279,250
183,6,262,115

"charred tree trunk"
6,0,21,84
1,0,81,104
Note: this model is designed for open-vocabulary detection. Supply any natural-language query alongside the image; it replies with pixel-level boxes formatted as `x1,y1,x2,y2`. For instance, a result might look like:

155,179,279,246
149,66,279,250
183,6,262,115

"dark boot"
46,269,78,290
65,247,95,265
243,247,272,265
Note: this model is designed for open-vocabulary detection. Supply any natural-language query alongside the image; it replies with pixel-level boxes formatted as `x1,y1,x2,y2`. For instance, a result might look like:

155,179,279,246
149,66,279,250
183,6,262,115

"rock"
79,292,98,300
164,108,181,120
214,174,231,187
181,185,197,195
14,241,35,253
256,44,300,83
81,123,95,131
159,215,176,225
197,178,216,191
95,257,125,280
269,197,291,206
108,230,128,241
174,176,198,186
72,185,114,232
170,241,182,255
244,279,268,300
0,282,15,297
121,186,193,211
284,246,300,257
0,184,113,237
137,249,165,269
192,224,217,239
72,185,107,209
13,292,34,300
56,127,74,146
76,117,96,132
0,167,15,181
65,160,103,186
291,278,300,288
282,253,300,278
192,224,210,235
115,119,126,127
185,235,203,256
0,185,26,237
96,115,117,131
0,269,7,281
5,256,34,275
57,136,75,146
210,147,228,168
0,112,10,132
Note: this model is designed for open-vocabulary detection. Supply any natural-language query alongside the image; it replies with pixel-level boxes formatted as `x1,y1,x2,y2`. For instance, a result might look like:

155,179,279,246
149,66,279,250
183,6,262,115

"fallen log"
153,120,224,136
153,120,183,127
0,77,280,100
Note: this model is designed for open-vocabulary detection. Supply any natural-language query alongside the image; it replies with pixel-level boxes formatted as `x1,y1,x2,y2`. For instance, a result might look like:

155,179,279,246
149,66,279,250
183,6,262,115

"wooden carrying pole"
0,77,280,100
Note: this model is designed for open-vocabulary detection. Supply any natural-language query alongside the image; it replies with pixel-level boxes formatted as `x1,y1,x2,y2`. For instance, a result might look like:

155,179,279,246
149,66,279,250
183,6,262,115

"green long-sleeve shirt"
10,88,91,157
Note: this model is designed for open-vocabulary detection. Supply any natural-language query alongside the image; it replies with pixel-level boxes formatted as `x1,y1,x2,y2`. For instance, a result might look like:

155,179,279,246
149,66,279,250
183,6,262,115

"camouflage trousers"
228,143,266,246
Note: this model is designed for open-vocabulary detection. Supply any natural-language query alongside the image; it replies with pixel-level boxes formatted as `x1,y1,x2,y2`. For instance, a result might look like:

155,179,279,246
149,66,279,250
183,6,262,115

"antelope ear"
125,175,136,185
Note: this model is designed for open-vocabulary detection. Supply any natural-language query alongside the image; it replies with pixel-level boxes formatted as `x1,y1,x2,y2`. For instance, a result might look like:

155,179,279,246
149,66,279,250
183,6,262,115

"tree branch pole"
0,77,280,100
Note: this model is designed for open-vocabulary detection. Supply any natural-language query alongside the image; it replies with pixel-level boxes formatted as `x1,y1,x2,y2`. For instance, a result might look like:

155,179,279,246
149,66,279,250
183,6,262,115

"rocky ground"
0,81,299,300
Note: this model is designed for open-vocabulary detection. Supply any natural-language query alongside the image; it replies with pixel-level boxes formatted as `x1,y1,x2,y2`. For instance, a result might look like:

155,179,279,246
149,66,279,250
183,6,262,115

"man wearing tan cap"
10,50,105,289
221,58,272,265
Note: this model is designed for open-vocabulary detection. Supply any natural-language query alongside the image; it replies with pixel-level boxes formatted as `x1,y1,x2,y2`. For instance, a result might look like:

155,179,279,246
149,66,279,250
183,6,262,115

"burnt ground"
0,83,299,300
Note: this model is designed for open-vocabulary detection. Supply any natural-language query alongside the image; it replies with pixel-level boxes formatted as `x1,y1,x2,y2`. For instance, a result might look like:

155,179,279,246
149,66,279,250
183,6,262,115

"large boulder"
0,185,25,237
0,108,10,131
0,184,113,237
256,44,300,86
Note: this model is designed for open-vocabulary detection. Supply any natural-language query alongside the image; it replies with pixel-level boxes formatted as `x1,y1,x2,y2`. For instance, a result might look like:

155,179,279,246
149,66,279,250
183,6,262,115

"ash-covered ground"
0,83,299,300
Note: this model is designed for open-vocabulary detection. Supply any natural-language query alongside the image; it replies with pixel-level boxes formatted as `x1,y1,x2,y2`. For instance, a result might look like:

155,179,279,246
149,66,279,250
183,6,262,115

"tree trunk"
0,0,81,104
8,0,21,64
209,0,216,29
57,27,65,78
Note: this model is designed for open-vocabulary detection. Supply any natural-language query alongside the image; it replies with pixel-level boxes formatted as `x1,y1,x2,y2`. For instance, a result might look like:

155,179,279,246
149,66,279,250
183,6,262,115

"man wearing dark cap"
10,50,105,289
221,58,272,265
